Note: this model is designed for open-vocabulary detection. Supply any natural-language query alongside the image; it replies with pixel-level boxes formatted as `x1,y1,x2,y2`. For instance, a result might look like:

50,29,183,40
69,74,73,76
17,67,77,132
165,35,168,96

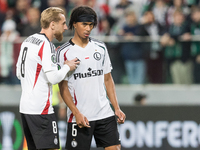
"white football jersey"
57,38,115,122
16,33,57,114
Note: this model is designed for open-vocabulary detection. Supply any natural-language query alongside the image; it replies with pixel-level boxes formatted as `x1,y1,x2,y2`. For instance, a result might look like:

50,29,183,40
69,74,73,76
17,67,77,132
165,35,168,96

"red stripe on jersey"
38,42,45,60
68,91,77,122
64,49,69,61
33,42,45,88
41,89,50,114
85,57,89,59
33,63,42,88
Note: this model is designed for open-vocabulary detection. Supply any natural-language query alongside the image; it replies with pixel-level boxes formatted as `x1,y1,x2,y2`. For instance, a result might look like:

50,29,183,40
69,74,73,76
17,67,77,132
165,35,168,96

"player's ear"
73,22,77,29
50,21,55,30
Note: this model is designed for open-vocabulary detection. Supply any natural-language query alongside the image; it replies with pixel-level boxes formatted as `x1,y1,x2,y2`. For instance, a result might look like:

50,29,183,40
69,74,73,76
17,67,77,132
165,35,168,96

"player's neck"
72,34,89,48
40,29,53,42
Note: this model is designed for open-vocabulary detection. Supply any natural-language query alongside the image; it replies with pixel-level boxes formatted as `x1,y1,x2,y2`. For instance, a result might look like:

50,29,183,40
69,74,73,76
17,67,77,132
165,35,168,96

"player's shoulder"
90,37,105,46
57,41,73,52
23,33,49,44
56,41,73,61
89,37,107,50
31,33,46,40
35,33,56,52
22,33,46,48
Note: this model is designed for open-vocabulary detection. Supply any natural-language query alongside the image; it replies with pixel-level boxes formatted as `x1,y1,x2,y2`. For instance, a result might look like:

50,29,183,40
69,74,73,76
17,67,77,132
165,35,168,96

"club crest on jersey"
93,52,101,61
71,140,78,147
54,136,58,145
51,54,56,63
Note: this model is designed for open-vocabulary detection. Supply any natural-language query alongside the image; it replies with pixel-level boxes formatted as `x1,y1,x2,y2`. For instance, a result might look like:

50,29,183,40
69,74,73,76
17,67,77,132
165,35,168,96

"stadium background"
1,0,200,149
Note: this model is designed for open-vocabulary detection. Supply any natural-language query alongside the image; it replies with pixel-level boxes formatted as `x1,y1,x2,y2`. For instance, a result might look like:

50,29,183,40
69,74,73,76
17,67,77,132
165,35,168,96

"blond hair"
40,7,65,29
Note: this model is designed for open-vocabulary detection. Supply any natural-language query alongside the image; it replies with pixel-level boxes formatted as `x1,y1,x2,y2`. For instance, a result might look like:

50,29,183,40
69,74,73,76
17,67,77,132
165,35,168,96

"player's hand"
115,109,126,124
74,112,90,128
64,58,80,71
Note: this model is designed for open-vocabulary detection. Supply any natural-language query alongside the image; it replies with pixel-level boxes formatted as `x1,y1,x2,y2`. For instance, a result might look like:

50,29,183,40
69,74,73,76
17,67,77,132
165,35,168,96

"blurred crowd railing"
1,35,200,85
2,34,200,45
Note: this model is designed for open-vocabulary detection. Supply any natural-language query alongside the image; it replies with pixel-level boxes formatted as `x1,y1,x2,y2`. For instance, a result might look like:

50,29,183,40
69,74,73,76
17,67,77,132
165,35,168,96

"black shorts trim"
66,116,120,149
21,113,60,149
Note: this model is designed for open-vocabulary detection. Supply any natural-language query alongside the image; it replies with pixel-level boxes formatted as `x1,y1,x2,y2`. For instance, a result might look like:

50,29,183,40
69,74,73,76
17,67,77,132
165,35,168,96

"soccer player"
16,7,79,150
57,6,126,150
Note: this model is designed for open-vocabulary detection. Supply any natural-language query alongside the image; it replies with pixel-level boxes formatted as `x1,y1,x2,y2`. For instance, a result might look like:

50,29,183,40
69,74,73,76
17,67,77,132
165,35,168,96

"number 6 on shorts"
72,124,77,136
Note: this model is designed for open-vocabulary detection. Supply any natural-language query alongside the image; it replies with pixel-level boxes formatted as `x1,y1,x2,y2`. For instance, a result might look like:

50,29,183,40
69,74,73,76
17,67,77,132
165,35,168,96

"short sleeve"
56,46,70,81
42,42,57,73
103,45,113,74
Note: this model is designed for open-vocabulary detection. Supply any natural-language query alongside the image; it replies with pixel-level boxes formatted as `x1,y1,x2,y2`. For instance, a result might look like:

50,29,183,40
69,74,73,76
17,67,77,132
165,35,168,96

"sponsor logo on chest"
74,68,103,80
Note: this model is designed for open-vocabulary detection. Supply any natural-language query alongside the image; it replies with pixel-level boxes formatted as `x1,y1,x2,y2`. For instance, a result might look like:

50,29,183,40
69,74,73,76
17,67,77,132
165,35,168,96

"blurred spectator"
85,0,96,8
13,0,31,34
127,0,148,20
189,7,200,83
97,16,115,35
0,0,8,13
0,12,6,34
184,0,200,7
85,0,104,35
111,0,133,35
152,0,169,27
161,9,192,84
142,0,169,25
118,10,146,84
167,0,190,25
142,0,155,12
86,0,110,19
31,0,48,12
0,3,13,34
115,0,133,9
21,7,41,36
66,0,85,18
99,0,110,17
47,0,67,8
134,93,147,105
137,11,166,83
0,19,20,84
92,0,116,36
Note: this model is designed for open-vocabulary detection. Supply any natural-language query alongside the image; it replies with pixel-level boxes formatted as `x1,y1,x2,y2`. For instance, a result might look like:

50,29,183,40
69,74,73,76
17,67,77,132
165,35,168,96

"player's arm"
59,80,90,128
46,58,79,85
104,72,126,124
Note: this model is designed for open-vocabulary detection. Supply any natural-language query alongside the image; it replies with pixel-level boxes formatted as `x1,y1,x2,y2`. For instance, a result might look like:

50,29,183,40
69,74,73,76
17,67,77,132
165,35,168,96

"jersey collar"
37,33,50,42
69,38,75,46
69,37,91,46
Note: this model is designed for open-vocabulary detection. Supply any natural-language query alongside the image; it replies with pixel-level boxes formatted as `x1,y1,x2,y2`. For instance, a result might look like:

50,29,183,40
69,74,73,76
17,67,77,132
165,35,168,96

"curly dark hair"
68,5,97,30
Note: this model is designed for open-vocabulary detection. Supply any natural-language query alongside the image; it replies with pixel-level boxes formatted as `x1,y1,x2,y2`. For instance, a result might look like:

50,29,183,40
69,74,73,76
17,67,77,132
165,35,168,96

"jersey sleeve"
63,51,73,81
42,42,57,73
56,47,65,71
56,46,70,81
103,45,113,74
